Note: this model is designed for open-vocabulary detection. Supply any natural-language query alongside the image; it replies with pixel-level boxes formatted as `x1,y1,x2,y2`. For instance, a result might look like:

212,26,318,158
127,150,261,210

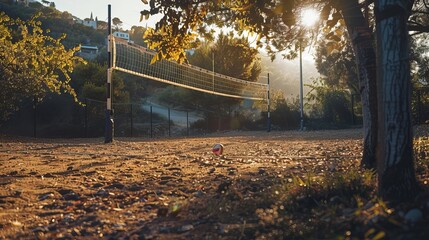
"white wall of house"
113,31,130,41
113,32,130,41
82,20,97,30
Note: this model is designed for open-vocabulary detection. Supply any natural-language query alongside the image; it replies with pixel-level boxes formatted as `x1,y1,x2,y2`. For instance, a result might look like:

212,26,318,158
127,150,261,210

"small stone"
157,207,168,217
92,183,103,188
38,192,54,201
106,182,125,189
178,224,193,232
44,173,55,178
71,228,81,236
11,221,22,227
95,189,109,197
32,226,49,233
193,190,205,198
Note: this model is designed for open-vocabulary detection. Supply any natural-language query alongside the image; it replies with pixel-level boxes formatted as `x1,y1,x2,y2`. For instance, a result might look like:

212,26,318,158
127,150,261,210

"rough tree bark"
339,0,378,169
375,0,419,202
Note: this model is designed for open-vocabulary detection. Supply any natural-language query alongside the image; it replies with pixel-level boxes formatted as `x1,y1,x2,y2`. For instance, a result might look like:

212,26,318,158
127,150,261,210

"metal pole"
85,98,88,137
104,4,114,143
33,97,37,138
150,105,153,138
130,103,133,137
299,39,304,131
267,73,271,132
186,111,189,136
212,52,215,93
351,94,355,125
168,108,171,137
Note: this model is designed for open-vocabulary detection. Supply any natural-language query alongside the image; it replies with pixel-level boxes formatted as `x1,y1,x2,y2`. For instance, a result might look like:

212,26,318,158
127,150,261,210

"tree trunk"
375,0,419,202
339,0,378,169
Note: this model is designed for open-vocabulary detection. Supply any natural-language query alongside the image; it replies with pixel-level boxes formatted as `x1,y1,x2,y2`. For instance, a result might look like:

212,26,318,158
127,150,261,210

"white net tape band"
112,37,268,101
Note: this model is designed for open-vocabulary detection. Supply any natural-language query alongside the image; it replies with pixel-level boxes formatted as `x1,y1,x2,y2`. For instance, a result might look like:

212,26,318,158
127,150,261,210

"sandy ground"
0,129,368,239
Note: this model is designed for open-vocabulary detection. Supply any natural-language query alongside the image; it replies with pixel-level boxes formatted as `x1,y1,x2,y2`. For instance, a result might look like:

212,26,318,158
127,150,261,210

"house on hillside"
113,31,134,43
113,31,130,41
75,12,97,30
77,45,99,60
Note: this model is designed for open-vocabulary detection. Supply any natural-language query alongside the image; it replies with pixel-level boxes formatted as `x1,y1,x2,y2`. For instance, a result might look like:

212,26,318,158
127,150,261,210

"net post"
186,111,189,136
212,51,215,93
168,108,171,137
84,98,88,137
150,106,153,138
267,73,271,132
33,96,37,138
351,93,355,125
105,4,114,143
299,39,304,131
130,103,133,137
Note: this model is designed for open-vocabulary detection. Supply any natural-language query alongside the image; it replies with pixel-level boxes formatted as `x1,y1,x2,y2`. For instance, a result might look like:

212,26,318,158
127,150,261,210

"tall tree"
112,17,122,31
375,0,419,202
0,12,84,121
337,0,378,168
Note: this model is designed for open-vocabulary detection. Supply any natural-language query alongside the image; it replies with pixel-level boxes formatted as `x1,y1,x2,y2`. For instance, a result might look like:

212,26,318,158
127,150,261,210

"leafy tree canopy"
188,32,261,82
141,0,429,63
112,17,123,31
0,12,84,120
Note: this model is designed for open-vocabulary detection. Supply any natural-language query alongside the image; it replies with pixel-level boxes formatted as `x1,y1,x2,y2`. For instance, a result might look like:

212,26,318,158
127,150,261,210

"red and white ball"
212,143,224,156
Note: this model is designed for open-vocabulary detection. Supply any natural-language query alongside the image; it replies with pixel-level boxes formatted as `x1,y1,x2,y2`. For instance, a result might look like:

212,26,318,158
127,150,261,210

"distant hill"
0,0,106,49
0,0,148,52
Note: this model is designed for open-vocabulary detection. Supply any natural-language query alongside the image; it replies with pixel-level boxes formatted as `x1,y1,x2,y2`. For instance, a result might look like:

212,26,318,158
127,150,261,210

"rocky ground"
0,128,427,239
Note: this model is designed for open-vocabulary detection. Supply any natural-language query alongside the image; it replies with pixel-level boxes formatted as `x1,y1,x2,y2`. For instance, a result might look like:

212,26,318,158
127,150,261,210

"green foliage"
254,89,300,129
129,26,148,47
315,38,359,93
270,100,300,130
0,12,84,120
112,17,122,31
72,61,130,103
306,78,352,125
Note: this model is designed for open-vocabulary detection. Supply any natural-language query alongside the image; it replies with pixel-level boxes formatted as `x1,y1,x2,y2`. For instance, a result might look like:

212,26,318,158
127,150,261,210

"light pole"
299,39,304,131
212,51,215,93
298,8,319,131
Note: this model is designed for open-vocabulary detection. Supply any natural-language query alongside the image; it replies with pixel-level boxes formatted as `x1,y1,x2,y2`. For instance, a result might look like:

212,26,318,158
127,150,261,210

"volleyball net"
112,37,268,101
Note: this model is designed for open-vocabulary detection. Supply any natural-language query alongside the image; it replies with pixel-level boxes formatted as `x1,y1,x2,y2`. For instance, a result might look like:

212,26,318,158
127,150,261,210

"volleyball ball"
212,143,224,156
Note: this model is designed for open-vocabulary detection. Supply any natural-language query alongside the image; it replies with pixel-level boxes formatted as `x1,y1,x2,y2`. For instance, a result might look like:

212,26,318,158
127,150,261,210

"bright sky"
53,0,158,29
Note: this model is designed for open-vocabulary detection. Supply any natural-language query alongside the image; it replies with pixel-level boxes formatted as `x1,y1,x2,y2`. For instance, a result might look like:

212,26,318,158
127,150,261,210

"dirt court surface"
1,129,366,239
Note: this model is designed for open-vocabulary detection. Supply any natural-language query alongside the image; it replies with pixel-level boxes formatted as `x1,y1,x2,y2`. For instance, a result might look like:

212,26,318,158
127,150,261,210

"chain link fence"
1,88,428,138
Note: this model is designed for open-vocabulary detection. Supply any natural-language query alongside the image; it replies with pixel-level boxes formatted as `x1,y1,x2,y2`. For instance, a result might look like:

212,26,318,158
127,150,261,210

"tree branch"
408,24,429,33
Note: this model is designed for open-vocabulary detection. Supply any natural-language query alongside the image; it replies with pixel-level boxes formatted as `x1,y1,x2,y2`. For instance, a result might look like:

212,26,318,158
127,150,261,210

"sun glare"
301,8,319,27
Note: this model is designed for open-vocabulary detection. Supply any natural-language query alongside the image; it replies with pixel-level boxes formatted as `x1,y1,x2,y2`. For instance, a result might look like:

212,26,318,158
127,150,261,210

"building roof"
81,45,98,50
